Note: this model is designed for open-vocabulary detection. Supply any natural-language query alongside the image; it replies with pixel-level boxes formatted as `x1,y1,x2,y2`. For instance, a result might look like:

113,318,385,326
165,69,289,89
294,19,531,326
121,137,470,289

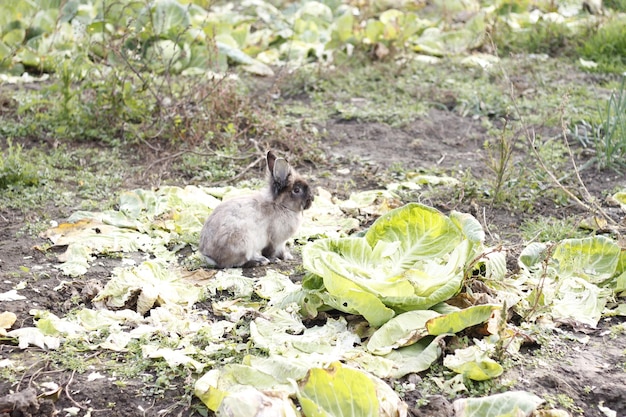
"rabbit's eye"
293,186,301,194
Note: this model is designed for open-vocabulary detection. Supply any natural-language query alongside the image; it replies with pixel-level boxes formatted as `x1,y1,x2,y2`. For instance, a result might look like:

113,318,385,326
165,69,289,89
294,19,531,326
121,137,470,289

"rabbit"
199,150,314,268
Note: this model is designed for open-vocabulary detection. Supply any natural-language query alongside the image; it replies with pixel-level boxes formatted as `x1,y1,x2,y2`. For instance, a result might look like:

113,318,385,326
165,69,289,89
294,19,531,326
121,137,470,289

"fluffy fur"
198,151,314,268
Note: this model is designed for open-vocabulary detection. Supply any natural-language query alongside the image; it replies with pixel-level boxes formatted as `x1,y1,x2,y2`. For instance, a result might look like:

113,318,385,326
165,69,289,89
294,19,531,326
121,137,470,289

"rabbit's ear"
267,151,290,185
266,151,277,172
272,158,290,184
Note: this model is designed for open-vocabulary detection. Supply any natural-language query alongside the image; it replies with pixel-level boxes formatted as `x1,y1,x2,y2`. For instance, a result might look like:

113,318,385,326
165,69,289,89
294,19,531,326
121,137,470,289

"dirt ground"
1,90,625,416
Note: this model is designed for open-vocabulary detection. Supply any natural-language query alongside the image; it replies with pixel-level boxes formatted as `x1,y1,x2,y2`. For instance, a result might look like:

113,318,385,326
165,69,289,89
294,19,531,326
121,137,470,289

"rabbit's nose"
304,195,314,210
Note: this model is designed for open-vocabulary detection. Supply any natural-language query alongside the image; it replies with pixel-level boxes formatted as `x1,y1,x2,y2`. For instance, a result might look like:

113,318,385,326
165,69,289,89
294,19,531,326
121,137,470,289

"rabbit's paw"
201,255,218,267
243,256,271,268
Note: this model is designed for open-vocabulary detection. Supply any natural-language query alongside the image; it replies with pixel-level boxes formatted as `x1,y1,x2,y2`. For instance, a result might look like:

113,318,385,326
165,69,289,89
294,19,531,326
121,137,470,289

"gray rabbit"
199,151,314,268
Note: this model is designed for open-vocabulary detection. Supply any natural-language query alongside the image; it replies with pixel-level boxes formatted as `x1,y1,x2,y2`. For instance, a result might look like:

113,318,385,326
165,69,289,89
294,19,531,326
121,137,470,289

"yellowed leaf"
0,311,17,336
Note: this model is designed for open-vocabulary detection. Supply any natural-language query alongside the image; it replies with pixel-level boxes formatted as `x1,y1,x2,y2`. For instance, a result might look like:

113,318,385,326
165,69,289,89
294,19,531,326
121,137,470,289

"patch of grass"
291,56,429,126
2,46,321,173
604,0,626,11
0,143,129,217
0,140,41,189
283,53,604,141
579,17,626,74
474,130,574,212
543,393,584,415
464,376,514,398
0,361,21,385
492,20,584,58
47,344,93,373
172,145,243,184
520,215,588,242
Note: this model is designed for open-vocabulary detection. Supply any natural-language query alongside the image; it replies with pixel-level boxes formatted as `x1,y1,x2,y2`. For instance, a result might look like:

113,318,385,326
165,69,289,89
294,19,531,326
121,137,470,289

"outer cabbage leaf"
217,389,298,417
0,312,17,336
367,310,440,355
297,362,379,417
136,0,190,37
297,361,408,417
7,327,60,350
426,304,501,336
194,355,311,415
382,335,444,378
615,249,626,295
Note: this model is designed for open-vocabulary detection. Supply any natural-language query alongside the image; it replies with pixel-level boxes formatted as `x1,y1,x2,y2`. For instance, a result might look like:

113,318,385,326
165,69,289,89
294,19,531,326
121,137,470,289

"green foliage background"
2,0,625,77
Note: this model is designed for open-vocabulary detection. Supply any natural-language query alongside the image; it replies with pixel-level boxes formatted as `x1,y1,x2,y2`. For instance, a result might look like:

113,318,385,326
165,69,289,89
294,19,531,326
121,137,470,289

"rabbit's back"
199,194,268,268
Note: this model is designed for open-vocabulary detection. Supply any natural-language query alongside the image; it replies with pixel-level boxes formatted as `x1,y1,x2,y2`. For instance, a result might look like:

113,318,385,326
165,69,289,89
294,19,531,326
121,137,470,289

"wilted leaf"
297,361,407,417
205,269,256,298
194,362,302,413
453,391,544,417
551,236,620,284
142,345,204,372
136,0,190,36
298,188,360,240
552,277,611,327
612,191,626,212
99,331,132,352
0,311,17,336
34,310,86,337
444,345,503,381
218,388,298,417
427,304,501,336
93,260,203,314
217,42,274,76
0,290,26,302
518,236,621,326
194,370,227,412
251,315,359,357
339,189,401,217
7,327,60,350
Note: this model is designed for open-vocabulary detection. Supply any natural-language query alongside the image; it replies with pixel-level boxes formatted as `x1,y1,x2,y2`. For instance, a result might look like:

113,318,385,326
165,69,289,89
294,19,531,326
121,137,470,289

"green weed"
595,75,626,170
543,393,584,414
46,343,94,373
609,323,626,338
0,139,41,189
305,57,428,126
484,120,515,204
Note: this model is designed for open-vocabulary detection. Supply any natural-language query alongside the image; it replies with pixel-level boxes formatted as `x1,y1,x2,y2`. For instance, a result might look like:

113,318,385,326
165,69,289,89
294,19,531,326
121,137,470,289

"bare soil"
1,87,625,417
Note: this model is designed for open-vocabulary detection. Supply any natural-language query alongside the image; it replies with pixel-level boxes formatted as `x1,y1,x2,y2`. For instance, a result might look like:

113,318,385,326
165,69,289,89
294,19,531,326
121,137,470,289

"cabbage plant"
301,203,485,326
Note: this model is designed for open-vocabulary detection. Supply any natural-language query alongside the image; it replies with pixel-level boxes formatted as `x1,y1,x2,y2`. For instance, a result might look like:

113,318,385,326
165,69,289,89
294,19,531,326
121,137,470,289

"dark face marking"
292,180,313,210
